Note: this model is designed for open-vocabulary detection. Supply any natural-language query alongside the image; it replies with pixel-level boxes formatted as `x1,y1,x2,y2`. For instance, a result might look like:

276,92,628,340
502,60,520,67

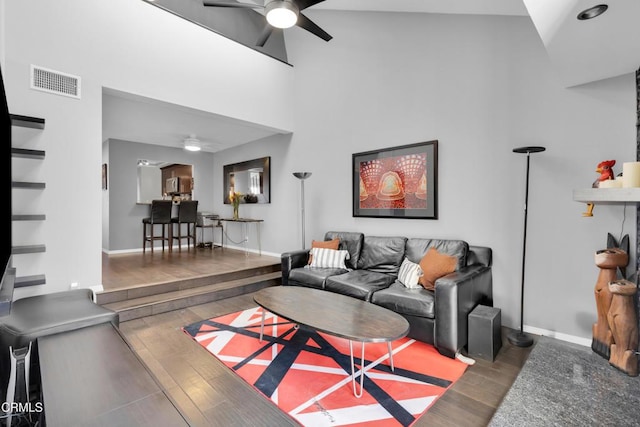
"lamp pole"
293,172,311,250
509,146,545,348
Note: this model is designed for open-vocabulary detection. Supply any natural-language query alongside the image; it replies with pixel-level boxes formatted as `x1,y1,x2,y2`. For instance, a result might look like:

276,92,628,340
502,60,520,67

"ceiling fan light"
183,135,202,152
577,4,608,20
266,0,298,29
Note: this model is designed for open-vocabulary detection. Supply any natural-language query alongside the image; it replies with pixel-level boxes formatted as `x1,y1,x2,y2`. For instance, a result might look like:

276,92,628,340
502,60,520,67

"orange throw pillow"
308,239,340,264
418,247,457,290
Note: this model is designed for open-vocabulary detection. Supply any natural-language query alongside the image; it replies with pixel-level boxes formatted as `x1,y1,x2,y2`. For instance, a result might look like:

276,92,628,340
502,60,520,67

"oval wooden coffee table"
254,286,410,397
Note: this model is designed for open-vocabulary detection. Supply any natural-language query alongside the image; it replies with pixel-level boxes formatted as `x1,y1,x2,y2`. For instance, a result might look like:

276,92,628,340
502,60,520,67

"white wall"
210,10,638,341
107,139,215,252
213,133,292,255
3,0,636,344
137,166,162,205
101,140,109,251
2,0,294,297
275,11,633,341
0,0,5,67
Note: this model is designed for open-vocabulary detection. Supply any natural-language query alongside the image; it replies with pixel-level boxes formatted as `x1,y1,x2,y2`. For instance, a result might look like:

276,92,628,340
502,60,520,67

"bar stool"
142,200,173,253
171,200,198,251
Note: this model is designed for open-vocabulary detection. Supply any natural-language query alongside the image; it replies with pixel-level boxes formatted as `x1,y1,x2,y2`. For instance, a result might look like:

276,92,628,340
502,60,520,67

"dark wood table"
38,323,188,426
253,286,410,397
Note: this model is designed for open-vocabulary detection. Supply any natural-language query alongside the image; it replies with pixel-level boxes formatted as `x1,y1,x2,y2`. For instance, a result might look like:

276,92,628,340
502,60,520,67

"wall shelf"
572,188,640,204
10,114,45,129
12,181,46,189
12,148,45,160
12,245,46,255
9,113,47,303
14,274,46,288
12,214,46,221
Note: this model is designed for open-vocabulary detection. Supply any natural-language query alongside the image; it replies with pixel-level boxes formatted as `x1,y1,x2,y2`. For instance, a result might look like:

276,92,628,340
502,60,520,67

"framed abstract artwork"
352,140,438,219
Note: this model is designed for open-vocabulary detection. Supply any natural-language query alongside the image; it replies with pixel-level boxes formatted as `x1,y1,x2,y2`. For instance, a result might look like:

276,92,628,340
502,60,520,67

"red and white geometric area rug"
183,307,467,427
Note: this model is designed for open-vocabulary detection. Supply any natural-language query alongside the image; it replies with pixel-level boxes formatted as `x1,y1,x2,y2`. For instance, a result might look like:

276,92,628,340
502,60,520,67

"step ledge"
98,264,280,305
104,272,281,312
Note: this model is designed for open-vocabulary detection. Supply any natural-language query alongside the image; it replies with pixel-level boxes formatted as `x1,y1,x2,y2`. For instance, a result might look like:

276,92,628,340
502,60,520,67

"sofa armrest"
433,264,493,358
281,249,310,286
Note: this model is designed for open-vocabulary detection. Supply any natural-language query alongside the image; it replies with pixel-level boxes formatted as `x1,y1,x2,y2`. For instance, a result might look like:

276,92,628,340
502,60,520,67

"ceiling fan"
181,134,223,152
203,0,332,47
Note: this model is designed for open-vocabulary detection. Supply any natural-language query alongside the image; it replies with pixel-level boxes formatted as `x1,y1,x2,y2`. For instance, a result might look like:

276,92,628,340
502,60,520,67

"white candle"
623,162,640,188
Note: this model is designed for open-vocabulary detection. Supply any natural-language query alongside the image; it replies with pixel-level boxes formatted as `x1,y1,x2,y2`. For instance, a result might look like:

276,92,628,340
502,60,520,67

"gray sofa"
281,231,493,358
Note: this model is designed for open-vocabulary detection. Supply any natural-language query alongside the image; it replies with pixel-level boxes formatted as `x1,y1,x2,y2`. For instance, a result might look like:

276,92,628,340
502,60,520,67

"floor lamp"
293,172,311,250
509,146,546,348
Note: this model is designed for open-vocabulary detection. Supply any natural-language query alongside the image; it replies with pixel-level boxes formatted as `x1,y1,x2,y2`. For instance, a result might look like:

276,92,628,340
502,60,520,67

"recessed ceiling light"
577,4,608,20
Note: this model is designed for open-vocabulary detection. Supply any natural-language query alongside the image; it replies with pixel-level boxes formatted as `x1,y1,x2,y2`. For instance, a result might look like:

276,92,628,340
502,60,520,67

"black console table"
219,218,264,255
195,213,224,249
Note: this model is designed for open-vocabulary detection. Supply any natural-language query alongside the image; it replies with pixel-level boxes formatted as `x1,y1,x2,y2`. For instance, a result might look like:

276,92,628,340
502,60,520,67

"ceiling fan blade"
296,13,332,42
296,0,326,11
203,1,263,9
256,24,274,47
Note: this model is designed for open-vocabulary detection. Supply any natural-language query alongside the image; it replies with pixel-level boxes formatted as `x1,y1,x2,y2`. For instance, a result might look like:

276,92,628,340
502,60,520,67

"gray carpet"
490,336,639,426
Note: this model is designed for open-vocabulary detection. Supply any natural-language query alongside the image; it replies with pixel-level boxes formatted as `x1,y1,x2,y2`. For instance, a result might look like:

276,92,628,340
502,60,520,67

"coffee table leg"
387,341,395,372
259,309,266,342
349,340,365,398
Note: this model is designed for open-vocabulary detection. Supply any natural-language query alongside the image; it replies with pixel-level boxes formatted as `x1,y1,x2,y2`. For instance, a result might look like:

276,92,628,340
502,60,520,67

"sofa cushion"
288,267,348,289
325,270,395,301
325,231,364,270
418,248,457,290
405,238,468,271
309,248,350,269
357,236,407,275
467,245,492,267
398,258,423,288
308,239,340,264
371,281,435,319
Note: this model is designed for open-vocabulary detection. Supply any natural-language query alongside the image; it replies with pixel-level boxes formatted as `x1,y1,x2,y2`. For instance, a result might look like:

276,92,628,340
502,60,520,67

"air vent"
30,65,81,99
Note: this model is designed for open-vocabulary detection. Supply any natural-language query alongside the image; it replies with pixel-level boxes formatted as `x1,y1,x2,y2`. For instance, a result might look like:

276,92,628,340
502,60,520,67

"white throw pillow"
308,248,350,269
398,258,423,288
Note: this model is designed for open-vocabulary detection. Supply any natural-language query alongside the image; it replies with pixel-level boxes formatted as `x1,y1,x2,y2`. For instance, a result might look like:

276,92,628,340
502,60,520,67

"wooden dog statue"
607,279,638,376
592,248,628,359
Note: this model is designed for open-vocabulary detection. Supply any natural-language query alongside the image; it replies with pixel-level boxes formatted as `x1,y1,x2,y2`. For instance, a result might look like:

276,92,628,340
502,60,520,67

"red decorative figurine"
583,160,616,217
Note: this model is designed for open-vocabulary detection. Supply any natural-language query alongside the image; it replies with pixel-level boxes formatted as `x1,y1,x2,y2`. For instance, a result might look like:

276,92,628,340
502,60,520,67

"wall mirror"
223,157,270,204
137,160,194,204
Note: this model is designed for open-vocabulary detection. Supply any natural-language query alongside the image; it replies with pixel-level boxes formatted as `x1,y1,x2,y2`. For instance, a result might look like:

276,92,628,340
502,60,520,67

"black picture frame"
353,140,438,219
223,156,271,204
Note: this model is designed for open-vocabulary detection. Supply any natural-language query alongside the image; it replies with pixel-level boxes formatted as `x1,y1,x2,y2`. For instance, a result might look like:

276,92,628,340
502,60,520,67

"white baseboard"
103,244,280,258
103,242,224,255
222,244,281,258
523,325,591,347
103,248,139,254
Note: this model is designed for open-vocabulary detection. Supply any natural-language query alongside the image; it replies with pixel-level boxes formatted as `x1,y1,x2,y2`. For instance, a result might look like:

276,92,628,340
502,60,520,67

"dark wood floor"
119,292,535,427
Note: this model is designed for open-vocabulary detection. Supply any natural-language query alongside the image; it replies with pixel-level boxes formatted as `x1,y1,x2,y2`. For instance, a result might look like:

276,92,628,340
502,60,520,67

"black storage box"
468,305,502,361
